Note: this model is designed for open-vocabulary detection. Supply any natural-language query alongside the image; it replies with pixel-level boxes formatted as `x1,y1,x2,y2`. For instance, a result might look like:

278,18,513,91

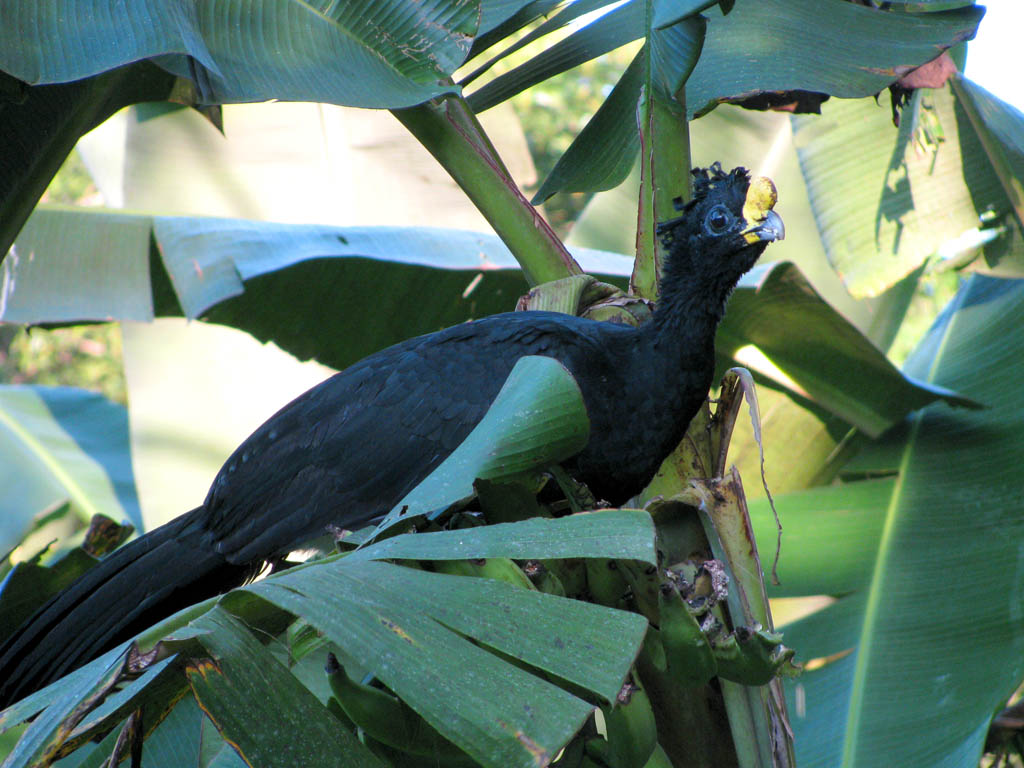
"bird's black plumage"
0,165,783,707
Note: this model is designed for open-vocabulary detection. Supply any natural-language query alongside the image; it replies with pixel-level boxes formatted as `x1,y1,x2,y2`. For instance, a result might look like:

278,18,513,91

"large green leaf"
329,560,644,701
885,0,977,6
4,208,632,370
466,0,562,60
949,75,1024,277
354,508,656,564
0,643,129,734
461,0,623,87
686,0,983,118
718,261,977,437
188,609,380,768
469,0,981,119
51,656,186,761
245,555,644,768
760,275,1024,767
0,0,479,109
0,386,141,551
793,80,1019,298
478,0,547,38
748,480,892,598
0,645,131,768
530,48,645,204
725,383,853,499
104,694,246,768
233,512,650,768
771,593,866,765
4,209,155,323
3,466,652,766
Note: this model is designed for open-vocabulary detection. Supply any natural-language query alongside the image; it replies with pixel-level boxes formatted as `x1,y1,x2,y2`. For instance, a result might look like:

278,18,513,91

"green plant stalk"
393,94,581,287
639,402,742,768
635,647,741,768
717,680,778,768
641,384,796,766
697,472,796,767
631,49,692,300
630,11,736,767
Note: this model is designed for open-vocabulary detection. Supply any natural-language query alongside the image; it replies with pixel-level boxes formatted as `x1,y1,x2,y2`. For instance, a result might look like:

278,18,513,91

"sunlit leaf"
531,49,644,203
793,83,1015,297
463,0,621,86
478,0,545,37
466,0,563,61
749,479,892,597
531,8,704,203
468,0,645,113
949,75,1024,278
719,261,976,437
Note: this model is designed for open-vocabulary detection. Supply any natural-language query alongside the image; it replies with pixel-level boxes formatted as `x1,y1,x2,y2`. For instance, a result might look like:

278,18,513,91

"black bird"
0,164,783,708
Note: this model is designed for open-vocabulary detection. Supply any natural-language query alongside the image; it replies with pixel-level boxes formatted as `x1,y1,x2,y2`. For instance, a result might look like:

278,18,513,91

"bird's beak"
741,209,785,244
740,175,785,244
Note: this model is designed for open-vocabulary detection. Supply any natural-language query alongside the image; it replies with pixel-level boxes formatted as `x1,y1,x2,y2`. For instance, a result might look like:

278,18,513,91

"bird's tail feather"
0,507,252,709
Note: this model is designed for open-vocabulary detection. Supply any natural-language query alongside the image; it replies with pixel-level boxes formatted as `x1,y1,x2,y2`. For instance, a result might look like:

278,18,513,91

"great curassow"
0,164,783,707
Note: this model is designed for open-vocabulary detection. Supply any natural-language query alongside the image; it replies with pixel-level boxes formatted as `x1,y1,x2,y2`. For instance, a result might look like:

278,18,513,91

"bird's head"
656,163,784,300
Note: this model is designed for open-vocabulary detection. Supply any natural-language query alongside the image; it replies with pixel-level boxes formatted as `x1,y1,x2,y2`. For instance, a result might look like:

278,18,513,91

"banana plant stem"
393,95,581,286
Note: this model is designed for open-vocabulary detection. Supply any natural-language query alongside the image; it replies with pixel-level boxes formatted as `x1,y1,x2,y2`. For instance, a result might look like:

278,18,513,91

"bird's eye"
705,206,732,234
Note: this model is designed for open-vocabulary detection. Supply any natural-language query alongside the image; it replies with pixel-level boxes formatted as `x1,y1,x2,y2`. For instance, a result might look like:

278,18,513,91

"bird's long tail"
0,507,253,709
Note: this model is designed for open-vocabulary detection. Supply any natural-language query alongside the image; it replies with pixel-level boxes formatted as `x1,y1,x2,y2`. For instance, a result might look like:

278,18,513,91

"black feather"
0,165,781,707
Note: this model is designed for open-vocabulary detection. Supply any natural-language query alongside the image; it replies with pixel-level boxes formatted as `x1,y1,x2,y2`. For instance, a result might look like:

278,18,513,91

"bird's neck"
638,254,737,362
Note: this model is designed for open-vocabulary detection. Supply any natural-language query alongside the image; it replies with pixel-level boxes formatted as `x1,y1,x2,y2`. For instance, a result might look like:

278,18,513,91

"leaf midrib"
840,281,971,766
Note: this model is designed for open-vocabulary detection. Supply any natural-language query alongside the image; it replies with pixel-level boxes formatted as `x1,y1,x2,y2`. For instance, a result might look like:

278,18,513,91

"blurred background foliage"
514,44,640,235
0,149,125,403
0,323,124,404
0,42,965,404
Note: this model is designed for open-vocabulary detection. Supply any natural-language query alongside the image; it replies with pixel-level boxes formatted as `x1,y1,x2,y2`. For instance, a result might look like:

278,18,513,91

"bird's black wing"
198,312,596,563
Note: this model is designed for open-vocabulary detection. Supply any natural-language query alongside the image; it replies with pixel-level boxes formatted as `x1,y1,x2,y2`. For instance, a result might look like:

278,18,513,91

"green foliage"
513,47,638,234
0,150,121,404
0,386,142,552
39,150,98,207
0,325,124,404
2,2,1022,768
